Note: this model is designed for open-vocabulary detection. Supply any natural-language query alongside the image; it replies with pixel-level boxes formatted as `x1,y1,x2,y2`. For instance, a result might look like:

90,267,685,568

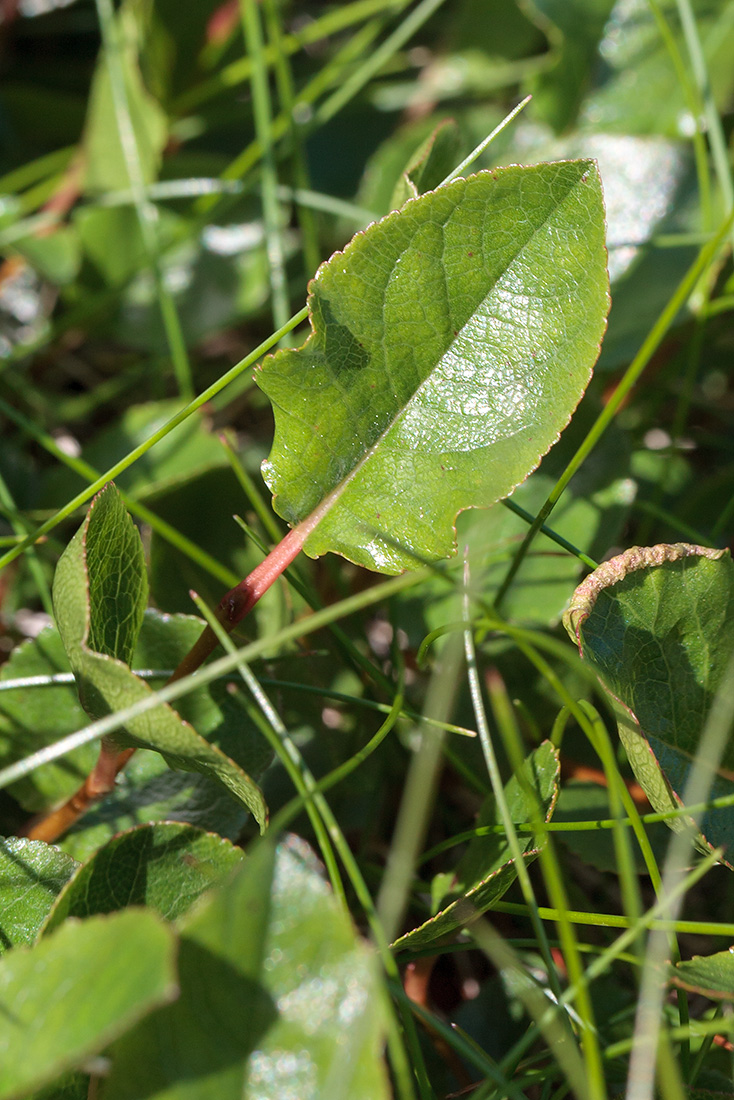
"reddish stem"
21,526,308,843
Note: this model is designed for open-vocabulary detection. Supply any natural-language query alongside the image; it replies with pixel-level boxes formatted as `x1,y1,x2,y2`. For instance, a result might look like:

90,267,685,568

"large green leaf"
44,822,244,932
242,835,389,1100
0,909,177,1100
564,544,734,859
104,837,389,1100
257,161,609,574
0,838,78,955
53,485,268,830
393,742,559,952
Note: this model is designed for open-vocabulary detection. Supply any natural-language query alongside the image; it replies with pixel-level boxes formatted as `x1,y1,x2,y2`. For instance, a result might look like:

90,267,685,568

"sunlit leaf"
258,161,609,574
0,909,177,1100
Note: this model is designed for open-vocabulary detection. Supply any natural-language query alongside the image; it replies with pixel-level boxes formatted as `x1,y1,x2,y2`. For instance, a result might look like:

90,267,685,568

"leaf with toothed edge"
257,160,609,574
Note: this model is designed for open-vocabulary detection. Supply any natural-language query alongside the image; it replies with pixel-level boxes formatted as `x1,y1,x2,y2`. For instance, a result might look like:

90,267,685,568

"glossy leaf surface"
0,838,78,955
258,161,609,573
564,544,734,859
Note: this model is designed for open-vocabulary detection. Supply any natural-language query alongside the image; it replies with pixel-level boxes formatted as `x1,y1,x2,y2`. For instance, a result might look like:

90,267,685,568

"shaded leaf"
0,909,177,1100
564,544,734,861
258,161,609,574
389,118,461,210
0,629,96,813
57,751,248,865
42,400,228,507
0,611,269,832
83,4,168,194
53,485,268,830
524,0,616,132
393,742,559,951
0,838,78,955
44,822,243,931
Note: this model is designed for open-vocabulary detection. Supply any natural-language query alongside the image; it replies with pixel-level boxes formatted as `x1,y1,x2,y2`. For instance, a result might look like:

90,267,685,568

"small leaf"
257,160,609,574
0,838,78,954
564,544,734,861
389,118,461,210
0,909,177,1100
393,742,559,952
673,950,734,1000
44,822,244,931
53,486,268,831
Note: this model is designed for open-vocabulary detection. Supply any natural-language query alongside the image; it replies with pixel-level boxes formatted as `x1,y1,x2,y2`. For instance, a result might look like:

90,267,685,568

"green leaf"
389,118,461,210
673,951,734,1000
105,836,389,1100
0,628,97,813
525,0,616,132
393,742,559,952
257,161,609,574
75,207,171,288
44,822,244,931
53,486,268,831
80,481,147,669
242,835,389,1100
580,0,734,137
564,544,734,860
0,838,79,955
0,908,177,1100
83,4,168,194
57,751,249,864
0,611,269,831
103,839,277,1100
11,227,81,285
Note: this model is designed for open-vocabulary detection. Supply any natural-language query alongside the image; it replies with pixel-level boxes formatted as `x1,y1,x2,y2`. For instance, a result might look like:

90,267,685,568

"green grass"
1,1,734,1098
